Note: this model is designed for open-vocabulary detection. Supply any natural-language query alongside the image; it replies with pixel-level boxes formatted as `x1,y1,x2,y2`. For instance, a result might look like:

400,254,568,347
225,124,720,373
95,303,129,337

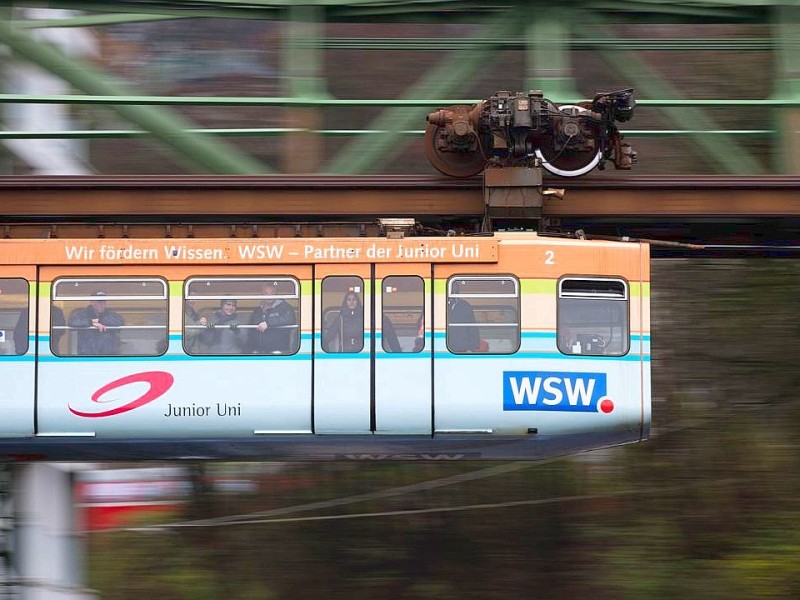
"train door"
0,267,35,436
314,264,371,433
313,264,433,434
374,265,431,434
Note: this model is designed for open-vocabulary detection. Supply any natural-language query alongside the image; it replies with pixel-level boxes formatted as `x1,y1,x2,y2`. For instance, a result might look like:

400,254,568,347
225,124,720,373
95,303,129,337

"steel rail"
0,175,481,219
548,175,800,217
0,175,799,219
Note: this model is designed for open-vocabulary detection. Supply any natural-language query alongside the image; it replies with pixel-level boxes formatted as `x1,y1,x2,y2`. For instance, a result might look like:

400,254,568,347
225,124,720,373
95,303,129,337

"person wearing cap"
246,283,297,354
199,298,246,354
67,291,125,355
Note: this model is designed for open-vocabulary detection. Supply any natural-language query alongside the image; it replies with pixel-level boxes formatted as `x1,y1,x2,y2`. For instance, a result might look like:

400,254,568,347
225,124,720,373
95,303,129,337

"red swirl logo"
69,371,174,418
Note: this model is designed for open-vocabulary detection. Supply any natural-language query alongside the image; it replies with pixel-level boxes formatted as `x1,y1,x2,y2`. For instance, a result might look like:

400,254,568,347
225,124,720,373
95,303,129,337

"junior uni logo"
69,371,174,418
503,371,613,413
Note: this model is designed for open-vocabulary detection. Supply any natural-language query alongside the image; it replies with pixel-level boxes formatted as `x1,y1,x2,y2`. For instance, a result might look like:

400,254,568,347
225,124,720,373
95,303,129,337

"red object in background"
81,501,183,531
75,472,190,531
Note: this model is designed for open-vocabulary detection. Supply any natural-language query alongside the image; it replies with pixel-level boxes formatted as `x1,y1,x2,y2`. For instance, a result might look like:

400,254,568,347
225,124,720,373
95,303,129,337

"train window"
446,276,520,354
557,277,629,356
184,277,300,356
52,278,168,357
321,276,364,353
0,278,29,356
382,276,424,353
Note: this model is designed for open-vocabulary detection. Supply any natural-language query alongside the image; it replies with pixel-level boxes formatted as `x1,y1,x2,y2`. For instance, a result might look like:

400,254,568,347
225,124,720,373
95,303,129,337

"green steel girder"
11,13,186,28
0,1,277,22
772,4,800,173
323,11,523,174
0,0,793,174
0,0,774,24
282,4,329,172
284,4,328,100
2,95,798,107
526,10,578,101
286,37,775,51
0,18,270,173
0,127,776,140
0,122,782,143
581,15,767,174
774,4,800,101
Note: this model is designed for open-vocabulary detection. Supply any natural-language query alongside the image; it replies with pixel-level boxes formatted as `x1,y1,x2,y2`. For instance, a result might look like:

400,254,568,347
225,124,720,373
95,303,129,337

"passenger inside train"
323,290,364,353
67,292,125,355
183,299,208,353
446,296,479,352
247,282,297,355
200,298,246,354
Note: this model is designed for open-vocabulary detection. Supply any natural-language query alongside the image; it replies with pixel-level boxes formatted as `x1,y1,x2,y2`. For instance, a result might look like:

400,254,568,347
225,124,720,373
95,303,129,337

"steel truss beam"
0,17,269,174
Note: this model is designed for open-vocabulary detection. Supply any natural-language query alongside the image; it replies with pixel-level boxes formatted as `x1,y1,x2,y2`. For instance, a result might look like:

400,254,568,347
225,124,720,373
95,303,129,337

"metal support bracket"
483,166,544,228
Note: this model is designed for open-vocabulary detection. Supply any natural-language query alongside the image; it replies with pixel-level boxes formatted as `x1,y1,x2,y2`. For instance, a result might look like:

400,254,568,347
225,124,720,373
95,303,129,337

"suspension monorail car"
0,232,650,461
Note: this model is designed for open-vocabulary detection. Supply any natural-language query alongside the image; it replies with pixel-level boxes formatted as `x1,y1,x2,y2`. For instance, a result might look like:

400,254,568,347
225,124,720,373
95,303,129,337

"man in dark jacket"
247,283,297,354
67,291,125,355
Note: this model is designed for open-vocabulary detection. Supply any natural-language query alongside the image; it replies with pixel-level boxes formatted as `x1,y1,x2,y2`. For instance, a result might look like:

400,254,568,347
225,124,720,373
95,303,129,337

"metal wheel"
424,122,486,178
534,105,602,177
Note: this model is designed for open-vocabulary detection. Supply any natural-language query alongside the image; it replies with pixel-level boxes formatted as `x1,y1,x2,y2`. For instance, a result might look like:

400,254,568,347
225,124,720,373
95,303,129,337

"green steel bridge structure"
0,0,798,176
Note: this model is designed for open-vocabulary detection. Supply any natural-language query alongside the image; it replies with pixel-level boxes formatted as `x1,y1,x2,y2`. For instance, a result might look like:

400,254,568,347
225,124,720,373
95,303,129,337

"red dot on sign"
599,398,614,414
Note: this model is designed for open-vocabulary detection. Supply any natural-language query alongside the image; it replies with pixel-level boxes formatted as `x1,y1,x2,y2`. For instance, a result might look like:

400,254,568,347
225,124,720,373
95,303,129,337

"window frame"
321,275,365,354
445,274,521,355
381,274,425,354
557,276,630,357
0,277,30,356
52,276,169,358
183,275,301,357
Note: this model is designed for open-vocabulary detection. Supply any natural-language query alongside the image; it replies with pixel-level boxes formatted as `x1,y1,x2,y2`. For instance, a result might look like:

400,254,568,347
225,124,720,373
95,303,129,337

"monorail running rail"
0,175,798,246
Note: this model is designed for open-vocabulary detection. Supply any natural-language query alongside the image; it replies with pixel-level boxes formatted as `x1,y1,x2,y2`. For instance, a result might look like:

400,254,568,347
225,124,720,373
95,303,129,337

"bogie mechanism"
425,88,636,178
